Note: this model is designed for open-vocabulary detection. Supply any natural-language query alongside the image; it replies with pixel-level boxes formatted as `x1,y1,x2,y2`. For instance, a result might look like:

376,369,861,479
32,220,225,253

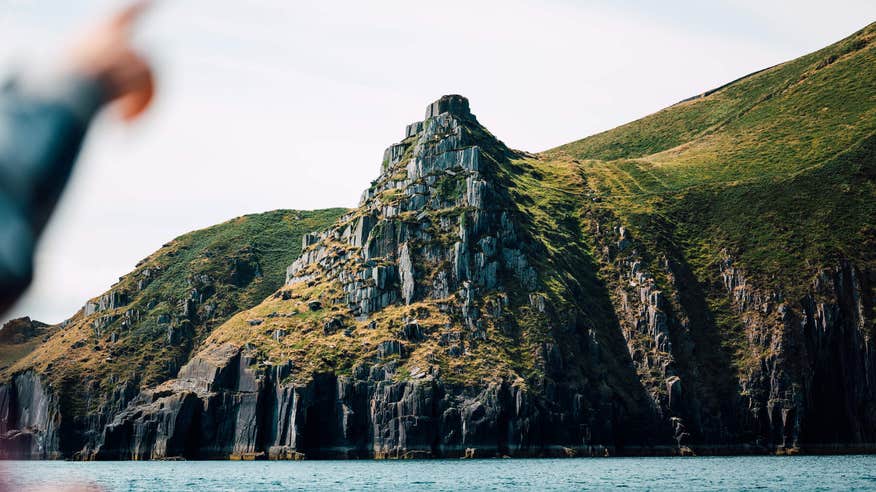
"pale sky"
1,0,873,324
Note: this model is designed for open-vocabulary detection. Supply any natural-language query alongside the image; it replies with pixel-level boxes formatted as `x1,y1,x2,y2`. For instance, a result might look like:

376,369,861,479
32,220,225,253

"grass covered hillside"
0,208,345,454
520,22,876,441
0,317,53,374
543,22,875,292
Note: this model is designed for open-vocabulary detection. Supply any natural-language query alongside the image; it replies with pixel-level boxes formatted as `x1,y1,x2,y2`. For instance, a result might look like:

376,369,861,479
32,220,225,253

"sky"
1,0,873,324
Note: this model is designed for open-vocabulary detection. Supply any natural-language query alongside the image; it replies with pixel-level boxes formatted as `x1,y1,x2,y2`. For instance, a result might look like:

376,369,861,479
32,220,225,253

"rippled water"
3,455,876,491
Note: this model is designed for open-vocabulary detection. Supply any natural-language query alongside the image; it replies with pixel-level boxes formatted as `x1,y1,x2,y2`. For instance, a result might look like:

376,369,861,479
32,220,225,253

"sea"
2,455,875,491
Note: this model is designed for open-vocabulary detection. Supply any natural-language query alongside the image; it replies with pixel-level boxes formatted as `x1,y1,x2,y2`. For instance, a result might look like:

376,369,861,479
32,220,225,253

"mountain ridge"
1,23,874,459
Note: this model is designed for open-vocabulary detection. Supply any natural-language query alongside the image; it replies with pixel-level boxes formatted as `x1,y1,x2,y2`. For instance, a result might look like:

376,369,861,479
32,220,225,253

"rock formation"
1,22,874,459
87,95,665,459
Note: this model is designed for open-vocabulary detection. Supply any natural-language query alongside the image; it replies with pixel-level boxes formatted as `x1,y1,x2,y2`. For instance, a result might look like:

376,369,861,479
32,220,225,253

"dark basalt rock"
0,371,60,459
424,94,475,122
90,344,647,459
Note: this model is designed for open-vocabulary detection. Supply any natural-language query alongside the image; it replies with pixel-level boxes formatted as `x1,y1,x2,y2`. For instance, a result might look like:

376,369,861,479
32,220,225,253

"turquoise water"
3,455,876,491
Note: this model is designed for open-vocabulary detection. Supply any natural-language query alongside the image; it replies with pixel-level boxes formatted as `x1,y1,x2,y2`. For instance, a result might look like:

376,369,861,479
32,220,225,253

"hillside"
532,21,876,451
544,22,875,288
0,209,345,458
1,23,874,459
0,317,52,373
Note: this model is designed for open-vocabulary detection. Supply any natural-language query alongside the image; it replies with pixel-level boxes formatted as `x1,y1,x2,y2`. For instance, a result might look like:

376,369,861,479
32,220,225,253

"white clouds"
2,0,874,323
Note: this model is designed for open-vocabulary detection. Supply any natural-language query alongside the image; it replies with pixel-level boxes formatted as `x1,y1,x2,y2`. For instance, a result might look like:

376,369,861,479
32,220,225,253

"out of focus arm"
0,72,105,309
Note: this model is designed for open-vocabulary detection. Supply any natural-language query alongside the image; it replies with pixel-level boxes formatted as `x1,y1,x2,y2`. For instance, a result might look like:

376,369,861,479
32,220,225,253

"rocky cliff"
0,209,345,458
2,22,874,459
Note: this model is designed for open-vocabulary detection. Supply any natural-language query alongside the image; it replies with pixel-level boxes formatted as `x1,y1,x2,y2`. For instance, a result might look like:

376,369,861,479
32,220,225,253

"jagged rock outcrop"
285,95,542,336
0,317,48,345
721,258,876,452
93,343,636,459
589,213,875,454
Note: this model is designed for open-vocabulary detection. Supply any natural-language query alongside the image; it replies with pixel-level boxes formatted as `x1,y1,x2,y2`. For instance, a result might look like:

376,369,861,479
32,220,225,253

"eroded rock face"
286,94,537,334
0,371,60,459
590,214,876,454
93,343,637,459
723,258,876,452
0,317,48,344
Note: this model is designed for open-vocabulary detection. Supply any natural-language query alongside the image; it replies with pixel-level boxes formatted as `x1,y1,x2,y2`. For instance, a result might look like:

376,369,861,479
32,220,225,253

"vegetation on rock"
1,23,874,459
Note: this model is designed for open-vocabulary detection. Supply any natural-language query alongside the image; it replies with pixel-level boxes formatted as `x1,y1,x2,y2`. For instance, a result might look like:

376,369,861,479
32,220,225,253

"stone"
398,243,415,305
401,321,423,341
323,317,343,335
12,93,874,463
0,317,47,344
424,94,474,121
377,340,404,359
666,376,682,410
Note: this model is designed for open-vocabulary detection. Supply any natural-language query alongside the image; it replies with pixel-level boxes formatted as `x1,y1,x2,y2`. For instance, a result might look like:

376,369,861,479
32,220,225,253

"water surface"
3,455,875,491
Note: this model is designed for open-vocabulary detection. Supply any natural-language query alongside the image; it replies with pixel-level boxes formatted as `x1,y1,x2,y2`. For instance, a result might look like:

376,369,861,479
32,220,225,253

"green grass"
200,24,876,398
543,22,876,291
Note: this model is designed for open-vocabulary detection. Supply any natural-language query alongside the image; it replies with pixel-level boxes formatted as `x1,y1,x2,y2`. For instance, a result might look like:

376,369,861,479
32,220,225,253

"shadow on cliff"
499,157,675,451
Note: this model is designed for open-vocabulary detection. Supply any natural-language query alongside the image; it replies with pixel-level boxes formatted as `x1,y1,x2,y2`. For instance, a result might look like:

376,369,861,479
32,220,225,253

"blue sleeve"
0,72,105,311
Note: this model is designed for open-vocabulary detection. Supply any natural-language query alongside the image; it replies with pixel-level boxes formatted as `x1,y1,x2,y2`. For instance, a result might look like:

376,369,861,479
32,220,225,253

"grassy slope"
2,209,346,412
543,22,876,292
0,318,53,371
203,128,560,388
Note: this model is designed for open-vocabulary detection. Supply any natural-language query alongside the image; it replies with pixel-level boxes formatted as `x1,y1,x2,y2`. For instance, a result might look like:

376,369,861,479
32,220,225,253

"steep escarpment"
0,209,345,458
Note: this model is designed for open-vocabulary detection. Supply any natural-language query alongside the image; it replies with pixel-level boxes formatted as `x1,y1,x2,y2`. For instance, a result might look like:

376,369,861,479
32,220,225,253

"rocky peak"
424,94,476,121
286,95,535,328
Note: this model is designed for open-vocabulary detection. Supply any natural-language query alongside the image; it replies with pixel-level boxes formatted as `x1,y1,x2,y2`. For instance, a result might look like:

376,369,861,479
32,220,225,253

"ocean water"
3,455,876,491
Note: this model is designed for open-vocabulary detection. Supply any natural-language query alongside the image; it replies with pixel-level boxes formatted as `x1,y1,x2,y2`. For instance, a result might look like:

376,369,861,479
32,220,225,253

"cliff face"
726,260,876,450
2,23,874,460
0,209,345,458
587,217,875,453
0,371,60,459
93,345,630,460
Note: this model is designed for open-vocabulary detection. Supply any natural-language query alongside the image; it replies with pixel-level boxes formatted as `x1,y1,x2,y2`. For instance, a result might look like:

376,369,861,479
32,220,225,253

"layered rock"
589,210,875,454
94,343,634,459
722,258,876,452
286,94,536,326
0,317,48,345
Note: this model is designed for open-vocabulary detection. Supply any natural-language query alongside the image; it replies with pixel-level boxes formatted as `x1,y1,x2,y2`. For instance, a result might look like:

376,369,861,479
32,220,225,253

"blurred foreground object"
0,1,155,315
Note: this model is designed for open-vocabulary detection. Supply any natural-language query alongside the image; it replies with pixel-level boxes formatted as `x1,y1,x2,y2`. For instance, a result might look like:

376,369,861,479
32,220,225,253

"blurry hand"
68,0,155,121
